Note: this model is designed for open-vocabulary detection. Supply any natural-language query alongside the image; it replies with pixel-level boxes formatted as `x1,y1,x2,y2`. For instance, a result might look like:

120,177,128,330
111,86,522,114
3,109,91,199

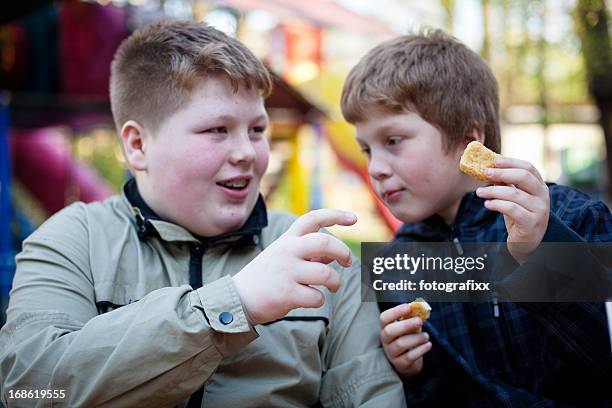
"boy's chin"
389,207,432,224
190,215,249,237
211,207,254,235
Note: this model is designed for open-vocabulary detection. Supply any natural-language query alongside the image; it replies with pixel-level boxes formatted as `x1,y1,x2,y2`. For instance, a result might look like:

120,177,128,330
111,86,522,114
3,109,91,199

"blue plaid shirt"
382,184,612,407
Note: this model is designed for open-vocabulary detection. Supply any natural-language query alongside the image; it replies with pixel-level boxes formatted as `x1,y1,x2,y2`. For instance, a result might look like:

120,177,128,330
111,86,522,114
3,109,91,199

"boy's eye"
249,126,267,141
387,136,402,146
250,126,266,134
204,127,228,134
360,146,371,156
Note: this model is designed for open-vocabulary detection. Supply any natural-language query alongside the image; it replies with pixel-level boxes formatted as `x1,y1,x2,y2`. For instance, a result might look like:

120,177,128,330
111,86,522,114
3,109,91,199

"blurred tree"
440,0,454,32
536,1,554,176
575,0,612,199
481,0,491,61
505,0,532,105
536,1,549,129
501,0,513,108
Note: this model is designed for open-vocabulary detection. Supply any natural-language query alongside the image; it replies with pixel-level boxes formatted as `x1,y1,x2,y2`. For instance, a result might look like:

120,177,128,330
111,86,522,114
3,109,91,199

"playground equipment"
0,93,13,325
10,128,114,215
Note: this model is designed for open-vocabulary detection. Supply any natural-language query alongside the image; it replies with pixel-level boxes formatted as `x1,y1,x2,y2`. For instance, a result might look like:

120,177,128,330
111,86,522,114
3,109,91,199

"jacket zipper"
492,293,500,318
189,243,206,289
450,226,498,318
450,225,464,256
452,237,464,255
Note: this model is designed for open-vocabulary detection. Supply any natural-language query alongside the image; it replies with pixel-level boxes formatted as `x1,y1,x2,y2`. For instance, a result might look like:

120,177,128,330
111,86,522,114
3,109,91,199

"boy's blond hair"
110,20,272,132
341,29,500,153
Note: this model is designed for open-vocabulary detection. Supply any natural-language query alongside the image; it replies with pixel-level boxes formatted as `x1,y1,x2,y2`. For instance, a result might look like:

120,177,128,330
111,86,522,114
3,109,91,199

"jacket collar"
395,191,496,242
123,177,268,245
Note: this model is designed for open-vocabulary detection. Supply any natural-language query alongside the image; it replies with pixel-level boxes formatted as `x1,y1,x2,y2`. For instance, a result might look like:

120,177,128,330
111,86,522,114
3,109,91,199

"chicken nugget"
460,141,500,182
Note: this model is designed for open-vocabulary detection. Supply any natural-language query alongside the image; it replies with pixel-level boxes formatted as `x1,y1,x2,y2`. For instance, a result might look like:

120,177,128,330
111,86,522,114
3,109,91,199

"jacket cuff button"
219,312,234,325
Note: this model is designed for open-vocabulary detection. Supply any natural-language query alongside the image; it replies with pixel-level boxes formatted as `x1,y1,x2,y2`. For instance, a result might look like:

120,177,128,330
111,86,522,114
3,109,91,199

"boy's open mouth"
216,176,251,190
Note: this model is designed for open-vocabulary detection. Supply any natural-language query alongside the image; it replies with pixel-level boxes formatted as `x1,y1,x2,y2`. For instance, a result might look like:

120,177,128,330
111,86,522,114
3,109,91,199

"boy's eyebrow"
209,114,269,123
252,114,270,123
355,124,397,144
375,123,418,138
376,124,401,135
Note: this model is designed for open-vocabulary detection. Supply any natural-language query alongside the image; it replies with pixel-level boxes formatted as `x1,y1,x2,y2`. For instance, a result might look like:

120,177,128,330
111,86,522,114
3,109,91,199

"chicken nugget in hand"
460,141,500,183
398,298,431,333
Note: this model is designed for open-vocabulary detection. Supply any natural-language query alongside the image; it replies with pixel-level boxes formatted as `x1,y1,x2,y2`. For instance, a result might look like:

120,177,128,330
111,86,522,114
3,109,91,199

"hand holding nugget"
461,142,550,264
233,209,356,326
379,301,432,378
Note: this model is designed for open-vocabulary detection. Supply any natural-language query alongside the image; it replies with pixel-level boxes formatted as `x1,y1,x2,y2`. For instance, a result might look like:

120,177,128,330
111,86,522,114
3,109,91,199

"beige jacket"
0,192,406,407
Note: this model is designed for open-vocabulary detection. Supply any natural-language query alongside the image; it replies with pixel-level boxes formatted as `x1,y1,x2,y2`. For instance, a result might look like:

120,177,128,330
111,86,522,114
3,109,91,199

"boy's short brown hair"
341,29,501,153
110,20,272,132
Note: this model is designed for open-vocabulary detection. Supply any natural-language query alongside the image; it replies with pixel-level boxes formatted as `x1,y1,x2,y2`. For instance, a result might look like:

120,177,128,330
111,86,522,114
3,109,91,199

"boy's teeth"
221,180,247,188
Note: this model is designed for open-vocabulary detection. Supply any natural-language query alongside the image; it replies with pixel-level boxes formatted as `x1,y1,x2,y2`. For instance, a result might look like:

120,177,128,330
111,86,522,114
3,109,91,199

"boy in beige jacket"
0,21,405,408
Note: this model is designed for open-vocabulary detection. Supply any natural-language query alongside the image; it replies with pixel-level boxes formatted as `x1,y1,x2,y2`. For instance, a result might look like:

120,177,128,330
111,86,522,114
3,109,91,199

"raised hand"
233,209,357,325
379,303,432,378
476,157,550,264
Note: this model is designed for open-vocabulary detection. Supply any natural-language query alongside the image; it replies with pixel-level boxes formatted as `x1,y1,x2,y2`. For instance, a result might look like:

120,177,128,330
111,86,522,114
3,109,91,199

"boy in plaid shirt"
341,29,612,406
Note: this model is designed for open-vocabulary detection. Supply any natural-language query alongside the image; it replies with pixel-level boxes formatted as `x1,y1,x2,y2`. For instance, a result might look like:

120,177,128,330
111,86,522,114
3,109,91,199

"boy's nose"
368,155,392,181
229,136,256,165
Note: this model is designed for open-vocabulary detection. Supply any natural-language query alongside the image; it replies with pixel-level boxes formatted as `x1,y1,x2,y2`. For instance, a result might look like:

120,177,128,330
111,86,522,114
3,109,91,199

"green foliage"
73,129,126,192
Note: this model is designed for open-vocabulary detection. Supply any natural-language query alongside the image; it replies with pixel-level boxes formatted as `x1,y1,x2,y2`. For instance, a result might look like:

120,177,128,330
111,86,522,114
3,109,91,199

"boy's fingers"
309,255,341,264
387,332,430,358
494,157,544,182
380,303,411,328
477,185,539,212
288,209,357,237
297,233,352,267
400,341,432,365
485,168,543,196
291,284,325,309
381,317,423,344
296,263,341,293
484,199,531,221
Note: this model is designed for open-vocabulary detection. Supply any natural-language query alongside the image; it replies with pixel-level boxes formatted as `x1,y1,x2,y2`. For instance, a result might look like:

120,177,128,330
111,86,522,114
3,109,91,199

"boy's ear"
464,125,485,146
120,120,148,172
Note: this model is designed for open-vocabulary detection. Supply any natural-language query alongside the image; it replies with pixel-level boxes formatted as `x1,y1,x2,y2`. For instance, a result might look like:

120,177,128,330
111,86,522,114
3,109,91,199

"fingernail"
485,168,494,176
344,212,356,222
476,187,484,195
424,332,429,340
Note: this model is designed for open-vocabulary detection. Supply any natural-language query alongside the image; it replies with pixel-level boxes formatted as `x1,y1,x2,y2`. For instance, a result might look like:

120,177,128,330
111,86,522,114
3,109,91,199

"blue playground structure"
0,92,14,327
